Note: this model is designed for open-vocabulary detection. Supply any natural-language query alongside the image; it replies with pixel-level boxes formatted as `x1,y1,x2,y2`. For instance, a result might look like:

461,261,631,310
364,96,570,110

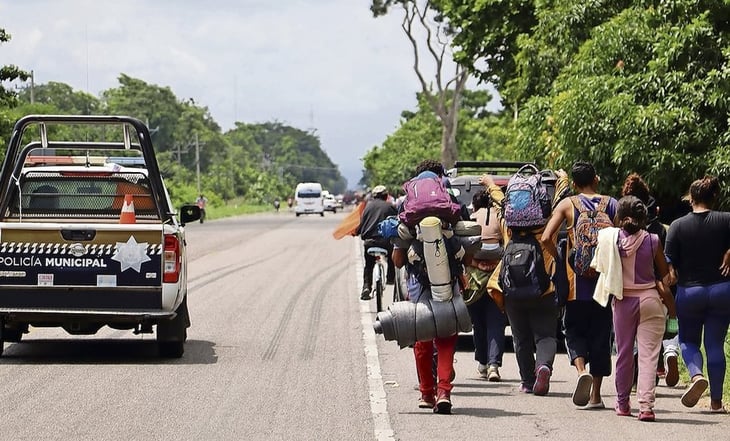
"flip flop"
572,372,593,407
681,377,708,408
710,406,728,414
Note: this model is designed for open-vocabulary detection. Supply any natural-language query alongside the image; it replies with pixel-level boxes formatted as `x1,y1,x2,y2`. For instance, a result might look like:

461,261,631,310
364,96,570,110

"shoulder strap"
569,195,588,214
596,195,610,212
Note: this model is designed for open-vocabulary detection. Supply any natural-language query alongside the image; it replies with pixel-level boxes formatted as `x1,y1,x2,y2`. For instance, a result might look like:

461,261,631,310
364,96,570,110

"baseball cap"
371,185,387,196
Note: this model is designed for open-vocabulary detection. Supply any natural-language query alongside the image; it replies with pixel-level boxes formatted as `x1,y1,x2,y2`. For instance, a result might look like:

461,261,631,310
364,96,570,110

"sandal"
572,372,593,407
681,376,708,408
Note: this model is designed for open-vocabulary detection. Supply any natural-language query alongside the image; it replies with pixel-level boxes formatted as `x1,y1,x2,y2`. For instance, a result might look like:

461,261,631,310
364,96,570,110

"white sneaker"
477,363,489,379
487,364,501,382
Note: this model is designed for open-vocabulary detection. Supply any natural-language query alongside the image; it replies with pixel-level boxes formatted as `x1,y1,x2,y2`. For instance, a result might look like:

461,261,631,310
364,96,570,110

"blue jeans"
677,280,730,401
466,293,506,366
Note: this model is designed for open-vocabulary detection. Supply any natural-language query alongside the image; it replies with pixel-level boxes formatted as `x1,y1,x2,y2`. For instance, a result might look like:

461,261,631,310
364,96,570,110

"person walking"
392,159,461,414
355,185,397,300
488,170,560,397
541,161,618,408
621,173,680,387
465,178,508,381
665,176,730,413
596,196,676,421
196,194,208,223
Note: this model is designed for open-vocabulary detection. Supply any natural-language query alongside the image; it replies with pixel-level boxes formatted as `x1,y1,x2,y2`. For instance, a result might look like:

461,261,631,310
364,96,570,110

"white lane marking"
355,239,395,441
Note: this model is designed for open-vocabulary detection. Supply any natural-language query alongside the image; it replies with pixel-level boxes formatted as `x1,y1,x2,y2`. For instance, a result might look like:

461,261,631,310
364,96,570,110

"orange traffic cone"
119,194,136,224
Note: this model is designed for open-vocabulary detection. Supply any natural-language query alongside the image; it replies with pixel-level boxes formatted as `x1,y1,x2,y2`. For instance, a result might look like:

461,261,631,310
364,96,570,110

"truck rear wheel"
157,297,189,358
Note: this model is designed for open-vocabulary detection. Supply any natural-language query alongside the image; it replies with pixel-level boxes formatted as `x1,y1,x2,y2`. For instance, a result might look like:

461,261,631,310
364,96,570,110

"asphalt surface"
0,210,726,440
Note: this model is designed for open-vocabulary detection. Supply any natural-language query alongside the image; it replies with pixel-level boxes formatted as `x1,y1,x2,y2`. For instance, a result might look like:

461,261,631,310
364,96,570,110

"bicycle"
367,247,389,312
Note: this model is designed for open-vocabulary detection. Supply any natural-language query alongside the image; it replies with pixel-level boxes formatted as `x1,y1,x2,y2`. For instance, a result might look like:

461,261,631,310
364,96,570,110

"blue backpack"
377,216,400,239
503,164,551,228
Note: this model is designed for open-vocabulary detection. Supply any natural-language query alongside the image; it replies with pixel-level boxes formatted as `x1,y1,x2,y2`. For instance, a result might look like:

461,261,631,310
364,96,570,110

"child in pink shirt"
611,196,676,422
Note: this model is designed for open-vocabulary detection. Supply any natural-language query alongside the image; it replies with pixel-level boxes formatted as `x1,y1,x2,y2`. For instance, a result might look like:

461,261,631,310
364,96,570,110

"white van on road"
294,182,324,217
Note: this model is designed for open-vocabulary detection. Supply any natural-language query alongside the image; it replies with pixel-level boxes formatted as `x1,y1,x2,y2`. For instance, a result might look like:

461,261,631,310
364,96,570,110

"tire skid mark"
300,260,350,360
261,261,345,361
186,217,299,262
187,248,292,292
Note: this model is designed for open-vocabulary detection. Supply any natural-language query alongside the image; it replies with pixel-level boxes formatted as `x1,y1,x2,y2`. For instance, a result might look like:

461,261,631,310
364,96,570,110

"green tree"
372,0,469,168
363,90,513,189
18,81,100,114
515,1,730,210
0,27,30,146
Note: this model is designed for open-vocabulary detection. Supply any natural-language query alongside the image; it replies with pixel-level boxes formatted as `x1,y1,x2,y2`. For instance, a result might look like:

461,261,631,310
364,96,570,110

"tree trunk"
440,117,457,169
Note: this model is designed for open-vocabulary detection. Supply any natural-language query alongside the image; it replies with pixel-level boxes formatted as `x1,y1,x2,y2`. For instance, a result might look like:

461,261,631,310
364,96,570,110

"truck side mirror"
179,204,201,226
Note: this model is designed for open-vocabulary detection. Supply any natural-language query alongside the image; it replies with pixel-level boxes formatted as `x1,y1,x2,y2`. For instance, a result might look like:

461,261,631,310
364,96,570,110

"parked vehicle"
294,182,325,217
0,115,200,358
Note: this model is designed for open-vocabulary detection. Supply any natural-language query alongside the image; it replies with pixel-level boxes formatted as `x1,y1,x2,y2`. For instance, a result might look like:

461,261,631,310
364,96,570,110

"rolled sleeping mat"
430,295,458,338
414,298,436,342
455,235,482,255
454,220,481,236
397,223,415,240
419,216,452,301
452,292,474,333
392,301,417,348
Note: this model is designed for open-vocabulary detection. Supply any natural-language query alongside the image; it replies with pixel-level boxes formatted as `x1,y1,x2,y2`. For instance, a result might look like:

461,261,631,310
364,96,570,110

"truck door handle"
61,229,97,241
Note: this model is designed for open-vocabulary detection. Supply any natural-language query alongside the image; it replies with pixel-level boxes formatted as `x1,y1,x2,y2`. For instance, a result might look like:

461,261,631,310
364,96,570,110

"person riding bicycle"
355,185,397,300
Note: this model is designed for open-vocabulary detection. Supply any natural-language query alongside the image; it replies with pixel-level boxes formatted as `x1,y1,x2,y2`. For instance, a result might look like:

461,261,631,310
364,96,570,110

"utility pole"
30,70,34,104
195,132,201,195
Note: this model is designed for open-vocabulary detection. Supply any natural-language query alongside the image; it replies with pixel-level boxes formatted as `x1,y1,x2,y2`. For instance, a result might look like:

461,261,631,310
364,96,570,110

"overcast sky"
1,0,497,188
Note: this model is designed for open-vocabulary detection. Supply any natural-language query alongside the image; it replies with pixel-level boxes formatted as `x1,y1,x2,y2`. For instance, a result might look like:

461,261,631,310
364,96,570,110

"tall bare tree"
372,0,468,168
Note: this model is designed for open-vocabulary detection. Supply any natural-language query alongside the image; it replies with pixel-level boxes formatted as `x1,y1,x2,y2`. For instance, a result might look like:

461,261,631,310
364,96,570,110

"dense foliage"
365,1,730,214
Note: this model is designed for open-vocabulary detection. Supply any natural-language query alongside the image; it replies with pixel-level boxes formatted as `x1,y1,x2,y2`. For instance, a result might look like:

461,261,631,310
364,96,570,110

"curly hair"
616,195,647,234
687,175,721,208
472,189,491,211
621,173,650,203
415,159,445,177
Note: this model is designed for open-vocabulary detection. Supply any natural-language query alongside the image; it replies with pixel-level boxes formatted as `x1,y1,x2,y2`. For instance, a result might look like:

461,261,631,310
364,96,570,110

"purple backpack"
503,164,551,228
398,176,462,227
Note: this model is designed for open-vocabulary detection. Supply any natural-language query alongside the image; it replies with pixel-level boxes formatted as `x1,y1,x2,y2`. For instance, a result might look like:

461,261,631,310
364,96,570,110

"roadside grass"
205,198,270,220
676,329,730,400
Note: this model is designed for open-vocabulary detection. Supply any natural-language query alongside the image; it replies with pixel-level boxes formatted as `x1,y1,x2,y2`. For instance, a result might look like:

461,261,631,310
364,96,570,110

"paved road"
0,211,725,440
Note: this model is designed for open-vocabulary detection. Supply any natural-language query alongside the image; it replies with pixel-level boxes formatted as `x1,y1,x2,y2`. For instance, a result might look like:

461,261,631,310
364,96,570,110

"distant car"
323,194,338,213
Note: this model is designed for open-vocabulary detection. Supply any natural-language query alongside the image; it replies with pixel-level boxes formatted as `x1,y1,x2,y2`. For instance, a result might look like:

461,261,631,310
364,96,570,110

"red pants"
414,335,458,396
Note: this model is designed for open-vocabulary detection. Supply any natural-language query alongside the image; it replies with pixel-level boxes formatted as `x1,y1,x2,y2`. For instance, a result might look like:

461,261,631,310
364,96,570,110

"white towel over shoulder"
591,227,622,307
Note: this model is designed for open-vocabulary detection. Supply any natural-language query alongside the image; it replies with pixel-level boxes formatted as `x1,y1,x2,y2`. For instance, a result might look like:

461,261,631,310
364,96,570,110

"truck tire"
157,297,189,358
3,325,25,343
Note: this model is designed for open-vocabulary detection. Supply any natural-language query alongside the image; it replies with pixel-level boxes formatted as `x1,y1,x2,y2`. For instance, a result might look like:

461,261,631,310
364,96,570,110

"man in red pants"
391,159,460,414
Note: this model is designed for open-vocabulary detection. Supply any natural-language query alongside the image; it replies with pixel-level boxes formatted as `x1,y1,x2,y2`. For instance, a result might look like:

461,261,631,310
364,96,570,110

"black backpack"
499,232,551,300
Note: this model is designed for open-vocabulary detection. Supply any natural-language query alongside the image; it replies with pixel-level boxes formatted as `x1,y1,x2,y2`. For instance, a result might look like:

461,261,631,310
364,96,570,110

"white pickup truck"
0,115,200,357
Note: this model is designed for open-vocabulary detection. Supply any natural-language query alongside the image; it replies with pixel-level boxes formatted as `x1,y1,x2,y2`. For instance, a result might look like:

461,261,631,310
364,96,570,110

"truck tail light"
163,234,180,283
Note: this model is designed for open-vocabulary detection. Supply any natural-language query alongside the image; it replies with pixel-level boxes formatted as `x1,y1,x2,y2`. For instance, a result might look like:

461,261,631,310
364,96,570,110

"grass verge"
205,198,270,220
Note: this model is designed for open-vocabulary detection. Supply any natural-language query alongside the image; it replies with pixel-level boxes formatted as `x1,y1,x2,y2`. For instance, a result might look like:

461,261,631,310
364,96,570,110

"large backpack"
503,164,551,228
398,176,462,227
499,232,551,300
569,195,613,278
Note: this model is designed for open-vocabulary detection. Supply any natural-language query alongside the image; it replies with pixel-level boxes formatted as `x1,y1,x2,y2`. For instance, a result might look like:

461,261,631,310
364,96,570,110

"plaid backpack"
503,164,552,228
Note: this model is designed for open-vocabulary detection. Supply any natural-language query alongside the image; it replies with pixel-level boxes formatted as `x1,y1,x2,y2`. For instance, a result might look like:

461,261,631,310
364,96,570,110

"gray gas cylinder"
373,293,473,348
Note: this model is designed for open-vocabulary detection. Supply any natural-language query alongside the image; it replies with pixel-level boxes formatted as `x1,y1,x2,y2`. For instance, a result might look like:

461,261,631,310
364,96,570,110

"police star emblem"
112,236,151,272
